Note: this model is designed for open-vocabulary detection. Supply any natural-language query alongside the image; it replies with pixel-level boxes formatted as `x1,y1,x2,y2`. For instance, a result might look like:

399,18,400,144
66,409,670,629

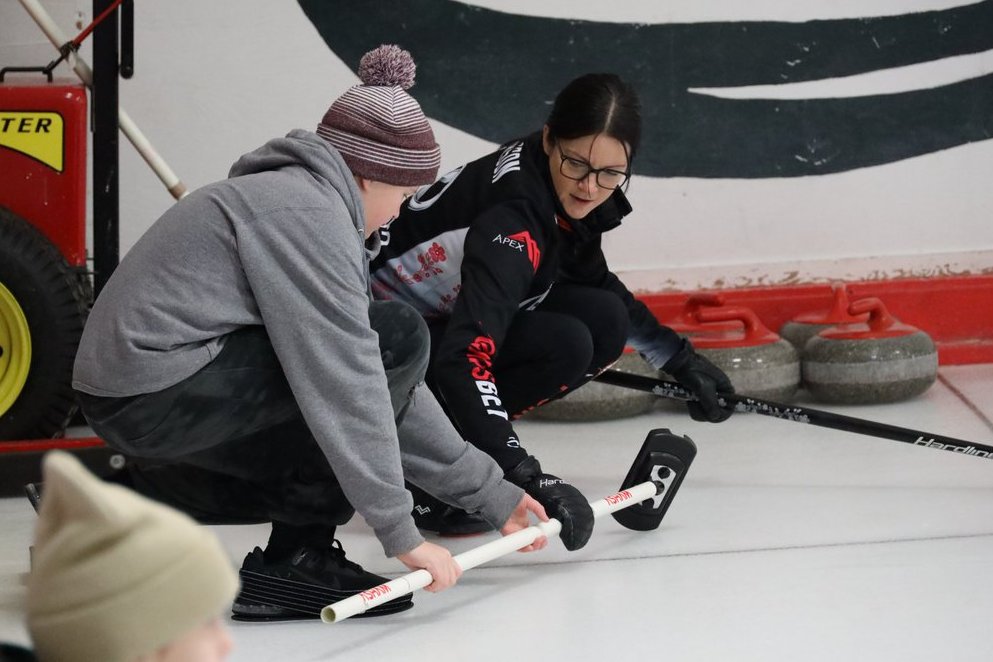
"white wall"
3,0,992,291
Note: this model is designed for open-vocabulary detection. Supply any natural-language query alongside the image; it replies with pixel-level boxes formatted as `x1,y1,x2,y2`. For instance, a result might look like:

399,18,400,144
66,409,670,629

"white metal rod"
322,480,658,623
18,0,188,199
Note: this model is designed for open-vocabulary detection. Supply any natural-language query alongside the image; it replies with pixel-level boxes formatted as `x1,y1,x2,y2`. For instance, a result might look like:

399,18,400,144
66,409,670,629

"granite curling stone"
691,305,800,402
655,293,741,411
526,350,659,422
802,297,938,404
779,282,866,353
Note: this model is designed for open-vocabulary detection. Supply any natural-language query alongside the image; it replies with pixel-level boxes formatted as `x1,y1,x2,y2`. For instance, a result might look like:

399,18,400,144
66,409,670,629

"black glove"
664,339,734,423
505,456,594,551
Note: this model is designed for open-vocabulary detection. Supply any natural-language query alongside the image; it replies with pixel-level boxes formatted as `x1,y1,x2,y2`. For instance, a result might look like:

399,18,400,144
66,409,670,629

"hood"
228,128,364,230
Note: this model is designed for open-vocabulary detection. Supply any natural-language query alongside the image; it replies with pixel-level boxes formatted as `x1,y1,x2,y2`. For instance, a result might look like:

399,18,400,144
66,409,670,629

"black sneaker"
409,486,494,537
232,542,413,621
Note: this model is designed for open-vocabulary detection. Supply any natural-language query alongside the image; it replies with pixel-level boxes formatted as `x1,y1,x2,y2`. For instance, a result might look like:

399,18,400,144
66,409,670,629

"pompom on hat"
26,452,238,662
317,44,441,186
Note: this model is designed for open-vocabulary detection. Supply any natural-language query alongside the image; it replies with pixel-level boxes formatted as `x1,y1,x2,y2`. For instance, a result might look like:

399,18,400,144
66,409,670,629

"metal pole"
18,0,188,200
91,0,119,295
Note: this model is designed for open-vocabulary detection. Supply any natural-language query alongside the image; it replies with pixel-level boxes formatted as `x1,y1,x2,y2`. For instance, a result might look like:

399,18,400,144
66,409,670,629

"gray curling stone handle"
595,370,993,462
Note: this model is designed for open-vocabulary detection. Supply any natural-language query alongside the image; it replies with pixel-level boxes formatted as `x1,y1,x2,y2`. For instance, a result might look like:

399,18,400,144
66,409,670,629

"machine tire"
0,207,89,439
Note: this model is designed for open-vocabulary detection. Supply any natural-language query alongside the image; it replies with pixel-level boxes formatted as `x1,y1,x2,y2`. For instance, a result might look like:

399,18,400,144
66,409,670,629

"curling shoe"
232,541,413,621
409,485,493,537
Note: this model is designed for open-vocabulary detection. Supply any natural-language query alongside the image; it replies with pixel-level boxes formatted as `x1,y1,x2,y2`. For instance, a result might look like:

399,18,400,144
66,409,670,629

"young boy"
70,45,565,621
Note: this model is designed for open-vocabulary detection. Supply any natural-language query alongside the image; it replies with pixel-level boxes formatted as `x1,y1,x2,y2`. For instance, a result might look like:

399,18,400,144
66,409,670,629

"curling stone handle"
827,281,853,318
847,297,897,332
671,293,725,325
695,306,775,342
684,293,725,313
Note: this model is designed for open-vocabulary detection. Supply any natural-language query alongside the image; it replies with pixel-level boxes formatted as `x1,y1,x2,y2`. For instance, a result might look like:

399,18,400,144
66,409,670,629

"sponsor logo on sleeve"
466,335,508,420
492,230,540,272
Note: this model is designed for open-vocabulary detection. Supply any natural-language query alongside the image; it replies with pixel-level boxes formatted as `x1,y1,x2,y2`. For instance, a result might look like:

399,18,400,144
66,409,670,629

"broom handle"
18,0,188,199
322,481,659,623
595,369,993,461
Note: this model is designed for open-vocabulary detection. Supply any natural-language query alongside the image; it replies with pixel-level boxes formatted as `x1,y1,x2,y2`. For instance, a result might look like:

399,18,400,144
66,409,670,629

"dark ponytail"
545,73,642,164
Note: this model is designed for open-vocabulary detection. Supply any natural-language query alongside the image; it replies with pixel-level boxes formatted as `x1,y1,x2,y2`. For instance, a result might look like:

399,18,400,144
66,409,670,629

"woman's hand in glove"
664,339,735,423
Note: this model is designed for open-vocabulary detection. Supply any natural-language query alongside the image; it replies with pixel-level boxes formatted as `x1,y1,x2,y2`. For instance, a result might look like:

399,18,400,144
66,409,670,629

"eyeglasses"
554,142,629,190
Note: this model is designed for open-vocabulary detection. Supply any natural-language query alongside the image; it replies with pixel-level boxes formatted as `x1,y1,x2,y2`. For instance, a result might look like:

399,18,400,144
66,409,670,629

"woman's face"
542,127,629,220
358,179,418,238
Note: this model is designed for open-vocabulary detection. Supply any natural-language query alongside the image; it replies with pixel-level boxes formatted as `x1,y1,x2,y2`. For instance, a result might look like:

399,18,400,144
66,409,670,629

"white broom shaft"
18,0,188,199
322,480,658,623
322,522,558,623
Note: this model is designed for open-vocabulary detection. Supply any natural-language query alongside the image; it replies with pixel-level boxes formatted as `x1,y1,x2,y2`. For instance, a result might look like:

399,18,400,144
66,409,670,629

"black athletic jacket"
370,131,681,469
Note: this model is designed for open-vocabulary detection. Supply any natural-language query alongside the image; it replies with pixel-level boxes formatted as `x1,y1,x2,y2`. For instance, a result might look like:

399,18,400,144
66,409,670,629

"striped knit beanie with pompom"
317,44,441,186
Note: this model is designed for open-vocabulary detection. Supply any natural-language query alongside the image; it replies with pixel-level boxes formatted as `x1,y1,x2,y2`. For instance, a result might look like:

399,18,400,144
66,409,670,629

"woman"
371,73,734,533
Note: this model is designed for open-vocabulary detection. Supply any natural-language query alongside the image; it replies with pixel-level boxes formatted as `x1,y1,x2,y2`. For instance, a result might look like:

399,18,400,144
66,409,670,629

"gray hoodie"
73,130,521,556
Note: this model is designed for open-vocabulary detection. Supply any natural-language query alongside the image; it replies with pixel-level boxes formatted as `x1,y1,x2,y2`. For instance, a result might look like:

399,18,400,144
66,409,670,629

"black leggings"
429,283,629,420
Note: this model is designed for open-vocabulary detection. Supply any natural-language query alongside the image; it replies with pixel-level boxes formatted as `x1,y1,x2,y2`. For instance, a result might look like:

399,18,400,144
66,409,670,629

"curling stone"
779,282,867,352
802,297,938,404
655,293,741,411
526,350,658,421
691,305,800,402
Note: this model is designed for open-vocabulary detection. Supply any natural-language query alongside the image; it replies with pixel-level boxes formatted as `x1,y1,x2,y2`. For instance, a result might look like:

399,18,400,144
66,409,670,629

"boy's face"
359,179,418,237
145,617,233,662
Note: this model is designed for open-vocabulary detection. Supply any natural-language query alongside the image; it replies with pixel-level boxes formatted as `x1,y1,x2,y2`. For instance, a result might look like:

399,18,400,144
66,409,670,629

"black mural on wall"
298,0,993,178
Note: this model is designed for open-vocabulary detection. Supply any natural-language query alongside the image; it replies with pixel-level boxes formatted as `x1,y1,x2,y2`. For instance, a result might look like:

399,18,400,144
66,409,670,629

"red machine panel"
0,79,88,266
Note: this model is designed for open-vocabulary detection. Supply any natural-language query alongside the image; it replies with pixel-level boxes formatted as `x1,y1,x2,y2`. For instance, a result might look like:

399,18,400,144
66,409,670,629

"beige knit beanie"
26,452,239,662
